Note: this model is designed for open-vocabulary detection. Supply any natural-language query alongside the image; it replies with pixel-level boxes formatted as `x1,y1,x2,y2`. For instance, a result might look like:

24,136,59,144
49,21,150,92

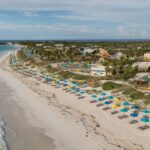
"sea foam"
0,120,8,150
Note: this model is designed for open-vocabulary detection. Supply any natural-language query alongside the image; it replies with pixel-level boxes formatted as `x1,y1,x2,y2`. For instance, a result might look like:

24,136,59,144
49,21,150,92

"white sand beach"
0,51,150,150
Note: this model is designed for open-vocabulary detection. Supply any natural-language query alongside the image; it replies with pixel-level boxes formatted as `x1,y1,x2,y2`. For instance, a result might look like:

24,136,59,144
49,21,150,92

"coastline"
0,51,150,149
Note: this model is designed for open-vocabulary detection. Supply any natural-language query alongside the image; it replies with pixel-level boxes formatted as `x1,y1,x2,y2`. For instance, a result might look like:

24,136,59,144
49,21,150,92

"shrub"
102,81,121,90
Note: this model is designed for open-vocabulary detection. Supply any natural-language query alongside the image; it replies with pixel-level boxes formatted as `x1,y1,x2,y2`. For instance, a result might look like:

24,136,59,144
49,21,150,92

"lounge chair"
111,111,119,115
96,103,104,107
78,96,85,99
118,115,128,119
129,120,139,124
90,100,97,103
103,107,111,111
138,125,150,130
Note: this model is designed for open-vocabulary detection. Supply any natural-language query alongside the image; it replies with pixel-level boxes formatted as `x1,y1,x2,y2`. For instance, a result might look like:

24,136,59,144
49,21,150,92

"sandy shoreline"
0,51,150,150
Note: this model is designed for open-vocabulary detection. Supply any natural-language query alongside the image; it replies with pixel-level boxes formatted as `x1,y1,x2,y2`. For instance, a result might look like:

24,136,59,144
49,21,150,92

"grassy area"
123,87,144,100
102,81,121,90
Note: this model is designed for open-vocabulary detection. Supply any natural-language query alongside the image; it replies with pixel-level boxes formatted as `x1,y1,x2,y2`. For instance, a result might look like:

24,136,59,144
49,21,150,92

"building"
36,44,43,47
55,44,64,50
91,64,106,77
79,48,96,54
134,75,150,87
144,53,150,60
111,52,126,60
132,62,150,72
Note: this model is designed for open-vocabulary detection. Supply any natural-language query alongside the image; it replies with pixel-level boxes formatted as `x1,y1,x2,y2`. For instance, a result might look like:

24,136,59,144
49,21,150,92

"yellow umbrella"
114,98,121,103
111,104,119,109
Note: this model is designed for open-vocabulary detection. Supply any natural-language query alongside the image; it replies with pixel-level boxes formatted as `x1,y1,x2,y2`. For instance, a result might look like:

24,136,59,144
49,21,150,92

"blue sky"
0,0,150,40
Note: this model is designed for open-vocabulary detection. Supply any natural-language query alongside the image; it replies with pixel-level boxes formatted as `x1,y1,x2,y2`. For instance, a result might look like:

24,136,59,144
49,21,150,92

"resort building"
111,52,126,60
132,62,150,72
79,48,96,54
144,53,150,60
91,64,106,77
55,44,64,50
36,44,43,47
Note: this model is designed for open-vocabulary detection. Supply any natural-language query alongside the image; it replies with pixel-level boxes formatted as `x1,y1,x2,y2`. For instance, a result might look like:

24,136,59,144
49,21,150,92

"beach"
0,51,150,150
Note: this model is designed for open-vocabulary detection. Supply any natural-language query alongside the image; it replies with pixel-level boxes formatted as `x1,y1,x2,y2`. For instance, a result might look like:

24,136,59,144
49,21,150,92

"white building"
132,62,150,71
91,64,106,77
55,44,64,47
144,53,150,60
80,48,96,54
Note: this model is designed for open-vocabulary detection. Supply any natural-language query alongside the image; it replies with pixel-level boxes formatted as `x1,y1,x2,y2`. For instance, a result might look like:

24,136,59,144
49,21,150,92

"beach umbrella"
114,98,121,103
107,95,113,99
101,92,106,96
140,117,149,123
97,97,103,101
141,109,150,114
122,101,129,106
131,105,139,110
104,101,112,105
120,108,128,113
130,113,138,117
91,95,97,98
111,104,120,109
80,91,85,95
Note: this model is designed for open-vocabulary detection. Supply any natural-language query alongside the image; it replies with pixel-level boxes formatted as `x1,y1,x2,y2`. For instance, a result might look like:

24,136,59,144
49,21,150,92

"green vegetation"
102,81,121,90
123,87,144,100
17,50,26,60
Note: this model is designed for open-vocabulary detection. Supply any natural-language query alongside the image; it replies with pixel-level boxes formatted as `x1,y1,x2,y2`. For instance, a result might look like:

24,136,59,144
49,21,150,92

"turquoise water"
0,45,18,53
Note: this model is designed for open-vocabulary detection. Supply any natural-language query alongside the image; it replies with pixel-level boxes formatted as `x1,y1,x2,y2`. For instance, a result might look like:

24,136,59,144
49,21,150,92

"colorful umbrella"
140,117,149,123
114,98,121,103
131,105,139,110
107,95,113,99
111,104,120,109
97,97,103,101
104,101,112,105
120,108,128,113
122,101,129,106
141,109,150,114
130,113,138,117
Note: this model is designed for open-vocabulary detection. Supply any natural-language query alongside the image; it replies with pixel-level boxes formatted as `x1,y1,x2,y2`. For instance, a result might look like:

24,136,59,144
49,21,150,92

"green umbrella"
120,108,128,113
141,109,150,114
140,117,149,123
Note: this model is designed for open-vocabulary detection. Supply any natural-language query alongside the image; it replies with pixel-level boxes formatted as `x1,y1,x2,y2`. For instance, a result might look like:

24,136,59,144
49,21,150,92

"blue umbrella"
122,101,129,106
131,105,139,110
130,113,138,117
120,108,128,113
104,101,112,105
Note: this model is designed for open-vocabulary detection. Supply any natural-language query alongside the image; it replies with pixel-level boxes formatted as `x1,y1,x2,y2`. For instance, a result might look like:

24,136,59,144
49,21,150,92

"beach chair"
138,125,150,130
103,107,111,111
118,115,128,119
111,111,119,115
129,120,139,124
90,100,97,103
78,96,85,99
96,103,104,107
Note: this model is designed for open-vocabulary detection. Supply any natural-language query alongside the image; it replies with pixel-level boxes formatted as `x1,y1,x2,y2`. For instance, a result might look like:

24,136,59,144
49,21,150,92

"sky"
0,0,150,40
